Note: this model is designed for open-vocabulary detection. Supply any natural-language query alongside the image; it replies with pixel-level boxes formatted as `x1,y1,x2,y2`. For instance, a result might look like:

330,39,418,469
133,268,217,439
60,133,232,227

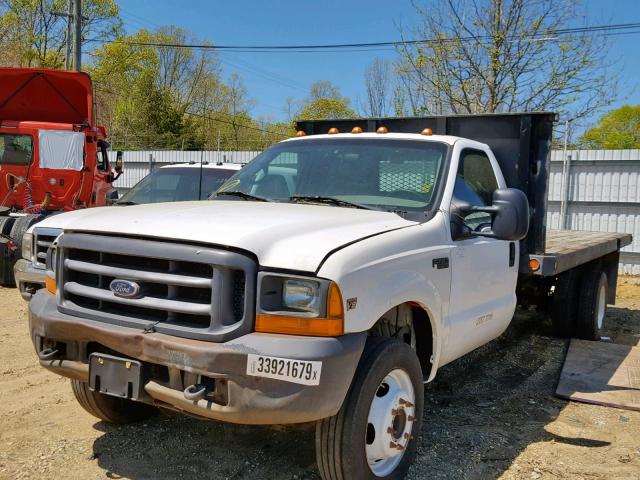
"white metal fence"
109,148,639,274
547,149,639,274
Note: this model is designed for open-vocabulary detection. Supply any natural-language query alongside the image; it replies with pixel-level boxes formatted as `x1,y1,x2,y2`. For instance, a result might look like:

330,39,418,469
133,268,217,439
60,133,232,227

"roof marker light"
295,130,306,137
351,126,363,134
421,128,433,136
376,126,388,134
328,127,339,134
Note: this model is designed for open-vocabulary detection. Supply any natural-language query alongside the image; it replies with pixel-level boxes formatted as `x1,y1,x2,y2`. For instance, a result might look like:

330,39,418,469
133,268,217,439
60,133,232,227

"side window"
453,149,498,231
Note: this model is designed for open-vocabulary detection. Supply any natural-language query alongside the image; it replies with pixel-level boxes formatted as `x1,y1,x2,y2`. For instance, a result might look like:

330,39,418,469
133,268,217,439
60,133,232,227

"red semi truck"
0,67,122,287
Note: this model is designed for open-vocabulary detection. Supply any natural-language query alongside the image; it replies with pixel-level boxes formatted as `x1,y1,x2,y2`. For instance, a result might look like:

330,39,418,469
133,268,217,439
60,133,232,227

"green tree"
0,0,121,68
580,106,640,149
297,98,356,121
89,27,223,149
296,81,355,120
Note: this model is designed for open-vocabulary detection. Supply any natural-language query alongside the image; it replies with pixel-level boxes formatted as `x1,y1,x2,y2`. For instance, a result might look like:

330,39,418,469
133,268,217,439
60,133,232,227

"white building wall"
547,149,640,274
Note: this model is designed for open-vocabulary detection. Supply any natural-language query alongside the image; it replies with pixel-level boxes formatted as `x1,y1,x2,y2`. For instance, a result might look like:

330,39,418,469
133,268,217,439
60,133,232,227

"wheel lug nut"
387,427,394,434
407,415,415,422
399,398,415,408
404,433,414,440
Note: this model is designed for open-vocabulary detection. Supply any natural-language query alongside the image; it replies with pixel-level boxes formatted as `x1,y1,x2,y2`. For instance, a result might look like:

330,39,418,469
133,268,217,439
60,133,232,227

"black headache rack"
296,112,557,258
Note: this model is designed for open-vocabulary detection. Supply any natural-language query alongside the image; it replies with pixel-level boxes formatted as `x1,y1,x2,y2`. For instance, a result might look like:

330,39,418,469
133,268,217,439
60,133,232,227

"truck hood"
0,68,92,124
36,201,416,272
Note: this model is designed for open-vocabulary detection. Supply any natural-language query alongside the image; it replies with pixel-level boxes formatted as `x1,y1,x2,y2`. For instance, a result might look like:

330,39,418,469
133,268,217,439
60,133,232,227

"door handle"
509,242,516,267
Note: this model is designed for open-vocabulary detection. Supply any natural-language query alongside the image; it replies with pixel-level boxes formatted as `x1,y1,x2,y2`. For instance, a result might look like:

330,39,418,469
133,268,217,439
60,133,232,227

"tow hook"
183,384,210,401
38,347,59,360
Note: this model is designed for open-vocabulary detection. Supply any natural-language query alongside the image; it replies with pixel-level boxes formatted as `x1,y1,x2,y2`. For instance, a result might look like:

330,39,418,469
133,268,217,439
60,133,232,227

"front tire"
315,337,424,480
71,379,158,424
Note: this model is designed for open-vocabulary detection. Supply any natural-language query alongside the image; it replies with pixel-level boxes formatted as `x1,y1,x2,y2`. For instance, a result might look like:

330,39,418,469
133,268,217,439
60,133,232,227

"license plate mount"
89,353,143,400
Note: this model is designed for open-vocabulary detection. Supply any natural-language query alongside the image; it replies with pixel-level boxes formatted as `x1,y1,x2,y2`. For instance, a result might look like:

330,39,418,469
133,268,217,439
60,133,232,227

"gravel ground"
0,278,638,480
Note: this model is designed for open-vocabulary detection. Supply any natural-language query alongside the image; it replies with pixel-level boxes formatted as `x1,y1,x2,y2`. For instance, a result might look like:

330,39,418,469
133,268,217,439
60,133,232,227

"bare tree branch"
396,0,619,119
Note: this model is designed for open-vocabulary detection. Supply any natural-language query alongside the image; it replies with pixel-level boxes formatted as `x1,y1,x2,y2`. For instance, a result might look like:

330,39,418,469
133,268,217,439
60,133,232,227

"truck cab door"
91,140,113,206
441,148,518,364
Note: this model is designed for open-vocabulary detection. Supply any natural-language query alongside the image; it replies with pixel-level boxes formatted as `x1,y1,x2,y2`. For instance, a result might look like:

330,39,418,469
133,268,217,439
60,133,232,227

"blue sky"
117,0,640,128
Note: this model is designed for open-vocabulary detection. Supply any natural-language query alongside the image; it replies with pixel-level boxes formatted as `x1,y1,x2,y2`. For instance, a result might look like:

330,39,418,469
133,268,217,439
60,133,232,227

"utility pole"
73,0,82,71
559,118,574,230
217,130,221,164
52,0,78,70
65,0,73,70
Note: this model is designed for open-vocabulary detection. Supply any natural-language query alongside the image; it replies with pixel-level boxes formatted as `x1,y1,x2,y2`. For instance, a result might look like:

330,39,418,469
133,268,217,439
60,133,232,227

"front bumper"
14,258,46,301
29,291,366,425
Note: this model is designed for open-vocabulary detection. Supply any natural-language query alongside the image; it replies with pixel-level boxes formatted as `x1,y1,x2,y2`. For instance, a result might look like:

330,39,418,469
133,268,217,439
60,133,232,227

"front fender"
318,216,452,381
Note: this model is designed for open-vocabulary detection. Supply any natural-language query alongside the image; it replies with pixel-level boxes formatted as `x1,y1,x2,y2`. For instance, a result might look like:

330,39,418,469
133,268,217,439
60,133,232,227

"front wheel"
315,337,424,480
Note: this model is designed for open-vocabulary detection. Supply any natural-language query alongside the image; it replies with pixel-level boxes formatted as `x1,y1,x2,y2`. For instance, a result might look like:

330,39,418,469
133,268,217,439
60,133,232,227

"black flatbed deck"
528,230,632,276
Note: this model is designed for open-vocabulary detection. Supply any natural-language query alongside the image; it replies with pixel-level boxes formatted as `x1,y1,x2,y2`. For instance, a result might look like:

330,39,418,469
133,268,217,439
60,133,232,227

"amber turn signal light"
255,282,345,337
46,277,57,294
529,259,541,271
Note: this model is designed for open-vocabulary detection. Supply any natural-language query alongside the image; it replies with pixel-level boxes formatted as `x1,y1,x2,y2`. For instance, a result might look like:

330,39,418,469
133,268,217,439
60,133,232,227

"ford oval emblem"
109,279,141,298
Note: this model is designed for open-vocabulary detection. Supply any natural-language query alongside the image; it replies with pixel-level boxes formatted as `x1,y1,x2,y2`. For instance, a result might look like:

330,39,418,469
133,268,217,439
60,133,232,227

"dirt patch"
0,279,639,480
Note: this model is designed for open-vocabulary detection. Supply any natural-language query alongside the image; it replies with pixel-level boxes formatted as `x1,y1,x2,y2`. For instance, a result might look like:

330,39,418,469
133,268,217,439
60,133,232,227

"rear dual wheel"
316,337,424,480
550,269,609,341
576,271,608,341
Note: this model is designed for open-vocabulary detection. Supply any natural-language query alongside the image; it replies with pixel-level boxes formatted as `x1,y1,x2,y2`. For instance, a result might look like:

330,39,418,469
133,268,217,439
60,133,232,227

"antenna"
197,149,204,200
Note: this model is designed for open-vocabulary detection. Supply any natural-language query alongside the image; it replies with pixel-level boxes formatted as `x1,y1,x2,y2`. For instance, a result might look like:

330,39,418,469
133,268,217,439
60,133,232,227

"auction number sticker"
246,354,322,386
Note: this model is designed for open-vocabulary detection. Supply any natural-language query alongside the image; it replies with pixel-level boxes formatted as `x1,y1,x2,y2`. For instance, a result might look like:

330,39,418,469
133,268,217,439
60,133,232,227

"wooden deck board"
556,339,640,412
545,230,630,256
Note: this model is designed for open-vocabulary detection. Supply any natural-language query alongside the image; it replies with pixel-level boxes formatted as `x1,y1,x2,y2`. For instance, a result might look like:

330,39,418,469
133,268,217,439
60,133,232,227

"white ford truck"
27,113,631,479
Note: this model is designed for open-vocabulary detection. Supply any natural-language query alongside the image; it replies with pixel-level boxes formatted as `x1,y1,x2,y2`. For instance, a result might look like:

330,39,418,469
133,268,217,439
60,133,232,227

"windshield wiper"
114,201,137,206
215,190,271,202
289,195,376,210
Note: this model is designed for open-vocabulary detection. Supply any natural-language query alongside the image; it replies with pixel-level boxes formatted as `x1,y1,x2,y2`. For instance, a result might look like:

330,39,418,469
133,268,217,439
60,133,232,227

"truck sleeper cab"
0,67,122,288
27,113,631,480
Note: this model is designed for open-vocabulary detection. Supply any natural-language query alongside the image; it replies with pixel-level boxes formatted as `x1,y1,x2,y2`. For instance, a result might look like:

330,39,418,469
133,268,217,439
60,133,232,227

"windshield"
119,167,236,204
214,138,447,213
0,134,33,165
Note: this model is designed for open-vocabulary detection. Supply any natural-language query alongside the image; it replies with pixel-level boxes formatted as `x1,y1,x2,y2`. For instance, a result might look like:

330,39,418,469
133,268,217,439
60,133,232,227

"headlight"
257,273,344,336
283,279,321,314
21,232,33,261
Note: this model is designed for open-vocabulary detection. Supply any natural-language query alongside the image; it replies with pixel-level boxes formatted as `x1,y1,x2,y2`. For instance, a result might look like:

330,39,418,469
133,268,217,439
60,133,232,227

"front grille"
57,233,256,342
33,228,61,268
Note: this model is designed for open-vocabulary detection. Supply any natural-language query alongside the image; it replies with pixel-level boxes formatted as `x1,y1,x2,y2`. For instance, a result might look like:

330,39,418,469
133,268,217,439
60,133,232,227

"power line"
105,21,640,52
114,10,308,98
184,110,290,138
